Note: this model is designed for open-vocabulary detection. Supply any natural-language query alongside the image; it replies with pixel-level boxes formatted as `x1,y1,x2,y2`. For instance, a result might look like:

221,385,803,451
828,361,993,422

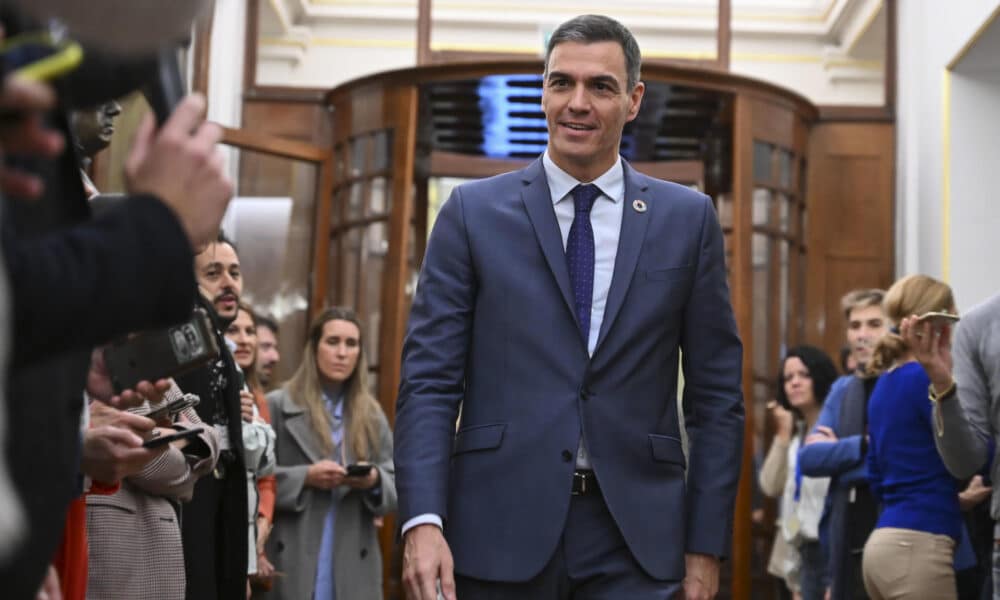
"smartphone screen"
346,464,374,477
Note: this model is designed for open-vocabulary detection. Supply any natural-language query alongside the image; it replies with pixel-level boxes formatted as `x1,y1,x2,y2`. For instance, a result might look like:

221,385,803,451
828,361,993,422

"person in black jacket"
0,16,234,598
176,236,249,600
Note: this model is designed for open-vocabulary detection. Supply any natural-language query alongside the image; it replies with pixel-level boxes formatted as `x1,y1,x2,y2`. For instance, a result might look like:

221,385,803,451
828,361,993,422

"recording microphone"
142,46,186,127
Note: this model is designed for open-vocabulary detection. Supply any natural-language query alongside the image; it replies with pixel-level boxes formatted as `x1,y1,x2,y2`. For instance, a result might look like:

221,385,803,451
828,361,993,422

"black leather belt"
571,470,600,496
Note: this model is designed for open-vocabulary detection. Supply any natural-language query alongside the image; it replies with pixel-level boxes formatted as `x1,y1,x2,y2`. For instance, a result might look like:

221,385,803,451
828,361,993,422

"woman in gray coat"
265,307,396,599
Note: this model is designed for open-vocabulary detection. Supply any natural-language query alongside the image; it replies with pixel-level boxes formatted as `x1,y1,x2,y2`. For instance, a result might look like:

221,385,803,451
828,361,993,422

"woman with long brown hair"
265,307,396,599
861,274,965,600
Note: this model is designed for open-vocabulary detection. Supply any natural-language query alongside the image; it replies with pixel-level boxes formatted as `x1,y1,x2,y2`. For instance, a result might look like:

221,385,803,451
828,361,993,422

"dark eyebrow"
590,75,620,88
546,70,572,82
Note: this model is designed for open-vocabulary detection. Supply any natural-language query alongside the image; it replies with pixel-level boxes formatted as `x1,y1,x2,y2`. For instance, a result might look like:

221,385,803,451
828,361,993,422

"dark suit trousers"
456,491,681,599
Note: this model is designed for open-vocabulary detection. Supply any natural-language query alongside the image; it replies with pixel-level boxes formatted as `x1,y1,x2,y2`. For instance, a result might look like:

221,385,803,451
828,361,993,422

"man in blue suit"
395,14,744,600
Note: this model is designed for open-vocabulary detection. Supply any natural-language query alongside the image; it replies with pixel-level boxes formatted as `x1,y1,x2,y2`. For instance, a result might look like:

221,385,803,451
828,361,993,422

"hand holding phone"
103,308,220,395
916,311,960,325
345,464,374,478
142,426,204,449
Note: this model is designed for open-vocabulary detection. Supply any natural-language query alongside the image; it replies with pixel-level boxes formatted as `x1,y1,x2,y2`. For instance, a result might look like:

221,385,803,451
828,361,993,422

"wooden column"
728,95,754,600
417,0,432,65
717,0,732,70
377,85,419,600
310,155,337,318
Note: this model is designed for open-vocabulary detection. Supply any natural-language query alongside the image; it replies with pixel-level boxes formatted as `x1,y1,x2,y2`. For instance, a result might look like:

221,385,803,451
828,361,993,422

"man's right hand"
124,93,233,249
402,524,456,600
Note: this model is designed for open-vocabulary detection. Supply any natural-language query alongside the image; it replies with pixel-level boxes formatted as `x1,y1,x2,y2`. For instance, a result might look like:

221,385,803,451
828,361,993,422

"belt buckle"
572,471,589,495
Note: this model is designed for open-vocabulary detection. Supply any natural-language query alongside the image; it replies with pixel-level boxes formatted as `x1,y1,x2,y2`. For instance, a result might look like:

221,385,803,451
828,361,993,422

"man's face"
846,304,888,370
194,242,242,320
255,324,280,386
71,100,122,157
541,41,644,181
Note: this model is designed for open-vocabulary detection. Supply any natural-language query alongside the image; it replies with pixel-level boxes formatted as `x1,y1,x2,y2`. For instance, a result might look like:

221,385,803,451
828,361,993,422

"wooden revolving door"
316,61,816,599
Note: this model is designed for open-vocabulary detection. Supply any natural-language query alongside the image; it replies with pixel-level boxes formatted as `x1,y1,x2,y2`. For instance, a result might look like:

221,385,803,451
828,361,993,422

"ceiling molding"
275,0,863,35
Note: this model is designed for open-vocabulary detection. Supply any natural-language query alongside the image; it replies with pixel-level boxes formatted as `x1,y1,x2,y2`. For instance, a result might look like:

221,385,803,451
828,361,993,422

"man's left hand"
682,553,719,600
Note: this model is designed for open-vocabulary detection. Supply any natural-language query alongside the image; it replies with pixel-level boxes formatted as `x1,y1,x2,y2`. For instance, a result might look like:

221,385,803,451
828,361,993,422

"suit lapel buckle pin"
632,199,647,213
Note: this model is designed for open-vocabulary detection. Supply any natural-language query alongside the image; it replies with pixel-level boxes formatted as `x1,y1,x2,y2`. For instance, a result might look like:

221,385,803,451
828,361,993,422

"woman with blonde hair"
265,307,396,599
862,274,964,600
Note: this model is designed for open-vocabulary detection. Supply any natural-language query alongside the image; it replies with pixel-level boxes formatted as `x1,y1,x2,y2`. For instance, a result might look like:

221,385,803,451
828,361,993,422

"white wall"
896,0,1000,310
948,70,1000,309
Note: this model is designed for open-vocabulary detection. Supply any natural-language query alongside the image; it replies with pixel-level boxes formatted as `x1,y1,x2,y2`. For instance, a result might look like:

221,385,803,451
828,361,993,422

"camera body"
103,307,220,394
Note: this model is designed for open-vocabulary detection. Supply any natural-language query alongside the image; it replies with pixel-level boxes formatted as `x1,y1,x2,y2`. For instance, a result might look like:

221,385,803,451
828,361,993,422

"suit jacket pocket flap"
644,266,693,282
648,434,686,467
453,423,507,455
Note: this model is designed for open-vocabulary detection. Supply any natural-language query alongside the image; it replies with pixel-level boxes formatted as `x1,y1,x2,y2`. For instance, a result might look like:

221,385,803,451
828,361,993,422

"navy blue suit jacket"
395,158,744,582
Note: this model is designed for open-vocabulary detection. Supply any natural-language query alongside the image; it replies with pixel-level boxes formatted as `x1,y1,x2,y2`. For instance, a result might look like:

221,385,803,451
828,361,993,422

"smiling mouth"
561,122,595,131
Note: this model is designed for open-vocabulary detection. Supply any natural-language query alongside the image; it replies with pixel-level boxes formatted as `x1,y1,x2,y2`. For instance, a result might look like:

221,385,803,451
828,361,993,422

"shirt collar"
542,151,624,206
322,390,344,420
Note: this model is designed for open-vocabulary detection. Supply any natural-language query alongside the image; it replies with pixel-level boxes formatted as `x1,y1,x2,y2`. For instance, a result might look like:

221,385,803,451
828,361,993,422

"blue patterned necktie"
566,184,601,342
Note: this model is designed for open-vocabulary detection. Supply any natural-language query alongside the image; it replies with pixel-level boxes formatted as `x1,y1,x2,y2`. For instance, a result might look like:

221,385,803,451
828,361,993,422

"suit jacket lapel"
520,158,579,332
283,402,326,465
595,161,651,354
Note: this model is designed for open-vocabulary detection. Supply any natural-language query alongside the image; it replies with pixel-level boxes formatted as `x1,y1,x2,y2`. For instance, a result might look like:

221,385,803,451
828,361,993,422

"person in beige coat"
265,307,396,600
85,382,220,600
759,346,837,600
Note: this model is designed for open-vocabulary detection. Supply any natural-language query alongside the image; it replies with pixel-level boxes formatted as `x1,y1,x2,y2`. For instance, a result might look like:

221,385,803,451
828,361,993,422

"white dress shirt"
401,152,625,536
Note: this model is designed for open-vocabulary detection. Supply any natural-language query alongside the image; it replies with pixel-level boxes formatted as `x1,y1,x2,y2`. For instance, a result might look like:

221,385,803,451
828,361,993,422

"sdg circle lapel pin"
632,199,647,213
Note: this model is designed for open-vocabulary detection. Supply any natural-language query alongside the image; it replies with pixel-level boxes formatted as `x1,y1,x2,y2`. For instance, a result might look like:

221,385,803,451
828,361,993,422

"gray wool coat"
264,389,396,600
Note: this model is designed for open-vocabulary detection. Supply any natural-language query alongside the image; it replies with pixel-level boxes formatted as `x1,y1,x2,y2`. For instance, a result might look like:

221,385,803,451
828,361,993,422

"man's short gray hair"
544,14,642,92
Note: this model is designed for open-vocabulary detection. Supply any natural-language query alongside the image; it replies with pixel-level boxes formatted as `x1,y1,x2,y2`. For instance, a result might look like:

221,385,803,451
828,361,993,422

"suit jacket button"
561,450,573,462
361,548,368,559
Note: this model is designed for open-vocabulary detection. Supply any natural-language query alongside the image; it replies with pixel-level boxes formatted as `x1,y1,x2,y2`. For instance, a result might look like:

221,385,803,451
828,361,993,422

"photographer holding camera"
0,5,234,597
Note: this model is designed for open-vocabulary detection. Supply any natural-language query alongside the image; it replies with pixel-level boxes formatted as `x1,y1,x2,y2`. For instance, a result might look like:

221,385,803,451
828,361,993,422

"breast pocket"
641,266,693,309
644,266,693,283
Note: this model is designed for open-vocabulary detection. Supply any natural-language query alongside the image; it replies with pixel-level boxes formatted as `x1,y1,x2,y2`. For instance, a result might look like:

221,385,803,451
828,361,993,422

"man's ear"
627,81,645,122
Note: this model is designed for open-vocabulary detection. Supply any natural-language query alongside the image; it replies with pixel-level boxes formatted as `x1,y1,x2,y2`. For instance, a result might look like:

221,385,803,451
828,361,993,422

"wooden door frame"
219,127,336,321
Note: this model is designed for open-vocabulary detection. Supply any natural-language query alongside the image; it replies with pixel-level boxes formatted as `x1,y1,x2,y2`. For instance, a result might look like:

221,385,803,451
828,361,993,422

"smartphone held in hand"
916,311,960,325
103,308,220,394
142,426,204,449
345,464,374,478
